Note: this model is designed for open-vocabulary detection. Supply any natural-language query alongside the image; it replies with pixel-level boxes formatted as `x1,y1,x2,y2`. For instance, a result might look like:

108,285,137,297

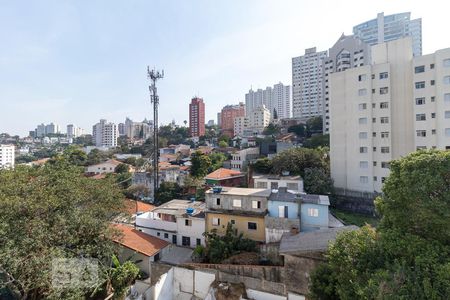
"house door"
182,236,191,247
172,234,177,245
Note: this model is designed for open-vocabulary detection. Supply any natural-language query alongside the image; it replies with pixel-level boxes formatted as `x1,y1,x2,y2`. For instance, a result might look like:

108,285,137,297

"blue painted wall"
300,203,329,232
268,200,299,219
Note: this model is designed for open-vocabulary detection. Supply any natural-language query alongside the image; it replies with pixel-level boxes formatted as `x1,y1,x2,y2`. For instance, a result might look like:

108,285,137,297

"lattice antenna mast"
147,67,164,200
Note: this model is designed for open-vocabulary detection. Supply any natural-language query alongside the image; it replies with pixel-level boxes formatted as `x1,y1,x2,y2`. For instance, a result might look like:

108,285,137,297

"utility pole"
147,67,164,201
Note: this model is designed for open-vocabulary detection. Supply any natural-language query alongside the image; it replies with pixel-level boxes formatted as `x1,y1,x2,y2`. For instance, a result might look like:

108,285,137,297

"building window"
379,72,388,79
444,59,450,67
416,130,427,137
445,94,450,104
416,114,426,121
256,182,267,188
358,74,366,81
380,102,389,109
360,147,368,153
230,219,235,225
380,117,389,124
216,198,220,205
196,238,201,246
371,74,375,79
432,113,436,118
372,132,377,137
415,81,425,89
278,206,289,218
373,161,377,167
212,218,220,226
358,103,367,110
381,147,390,154
252,200,261,209
360,176,369,184
431,96,435,102
359,132,367,139
380,87,389,94
373,147,377,152
157,232,161,236
430,63,435,69
372,103,376,109
185,219,192,226
446,128,450,137
248,222,257,230
415,97,426,105
359,117,367,124
359,161,368,168
307,208,319,217
432,129,436,135
444,76,450,85
381,162,390,169
414,65,425,73
382,177,387,183
232,199,242,207
431,80,435,86
373,176,378,181
270,182,279,189
164,233,169,239
372,118,376,123
358,88,367,96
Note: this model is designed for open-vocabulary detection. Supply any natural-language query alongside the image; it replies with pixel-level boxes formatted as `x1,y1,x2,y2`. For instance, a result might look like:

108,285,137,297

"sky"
0,0,449,136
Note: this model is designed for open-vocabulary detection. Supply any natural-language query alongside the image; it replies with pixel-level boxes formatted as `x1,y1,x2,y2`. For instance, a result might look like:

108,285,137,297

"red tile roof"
123,199,155,215
205,168,244,180
112,224,169,257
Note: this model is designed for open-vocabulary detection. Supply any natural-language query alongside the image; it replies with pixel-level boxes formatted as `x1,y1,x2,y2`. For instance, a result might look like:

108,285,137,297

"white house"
230,147,259,171
253,174,304,192
136,200,206,248
85,159,131,174
0,144,15,169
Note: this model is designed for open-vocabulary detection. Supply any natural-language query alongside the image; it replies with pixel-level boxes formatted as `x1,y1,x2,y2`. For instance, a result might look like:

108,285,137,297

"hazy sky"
1,0,449,136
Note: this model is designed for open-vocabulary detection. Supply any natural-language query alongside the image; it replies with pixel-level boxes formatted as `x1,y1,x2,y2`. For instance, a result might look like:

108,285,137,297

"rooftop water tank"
186,207,195,215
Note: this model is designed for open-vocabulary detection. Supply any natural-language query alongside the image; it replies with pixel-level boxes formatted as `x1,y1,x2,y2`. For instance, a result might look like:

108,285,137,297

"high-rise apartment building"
220,103,245,137
67,124,84,139
118,123,126,136
322,35,370,133
330,37,450,194
249,105,271,134
234,116,249,137
124,117,152,140
45,123,60,135
0,144,15,169
353,12,422,57
92,119,118,148
292,47,327,118
189,97,205,137
245,82,291,119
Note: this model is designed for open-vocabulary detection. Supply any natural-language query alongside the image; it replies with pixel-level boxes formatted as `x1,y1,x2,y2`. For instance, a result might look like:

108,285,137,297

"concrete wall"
176,217,206,247
206,212,266,242
118,246,151,276
265,216,300,243
283,254,322,296
206,193,268,213
300,203,329,232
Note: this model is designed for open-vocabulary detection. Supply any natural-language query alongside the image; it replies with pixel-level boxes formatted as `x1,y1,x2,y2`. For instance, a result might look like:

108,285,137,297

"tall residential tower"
189,97,205,137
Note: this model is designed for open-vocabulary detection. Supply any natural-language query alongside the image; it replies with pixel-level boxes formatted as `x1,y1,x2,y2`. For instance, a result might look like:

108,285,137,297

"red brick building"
189,97,205,137
220,103,245,137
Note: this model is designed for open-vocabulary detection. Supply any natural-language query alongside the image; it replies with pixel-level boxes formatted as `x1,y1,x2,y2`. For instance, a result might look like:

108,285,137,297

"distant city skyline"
0,1,448,136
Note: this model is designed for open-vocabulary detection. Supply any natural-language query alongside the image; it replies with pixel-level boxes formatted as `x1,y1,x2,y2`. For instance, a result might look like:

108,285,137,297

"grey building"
353,12,422,57
322,34,370,133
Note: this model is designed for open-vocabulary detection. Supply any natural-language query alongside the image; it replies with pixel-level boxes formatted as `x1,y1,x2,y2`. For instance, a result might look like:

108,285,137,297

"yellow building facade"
205,212,266,242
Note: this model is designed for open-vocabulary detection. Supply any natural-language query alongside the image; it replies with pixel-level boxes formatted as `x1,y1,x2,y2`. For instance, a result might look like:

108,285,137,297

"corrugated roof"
123,199,155,215
113,224,169,257
204,168,244,180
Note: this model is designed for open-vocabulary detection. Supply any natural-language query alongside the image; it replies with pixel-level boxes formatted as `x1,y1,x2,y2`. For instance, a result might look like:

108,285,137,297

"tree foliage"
190,150,212,178
251,157,273,174
202,223,258,263
271,148,328,177
208,152,227,172
263,123,280,136
0,160,125,299
303,167,333,194
303,134,329,149
155,182,183,204
309,150,450,299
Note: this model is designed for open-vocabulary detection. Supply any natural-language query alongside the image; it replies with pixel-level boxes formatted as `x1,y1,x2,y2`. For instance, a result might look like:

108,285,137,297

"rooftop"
300,194,330,206
279,225,358,255
88,159,122,168
113,224,169,257
151,199,206,218
253,174,302,181
123,199,155,215
269,187,300,203
206,186,271,197
205,168,244,180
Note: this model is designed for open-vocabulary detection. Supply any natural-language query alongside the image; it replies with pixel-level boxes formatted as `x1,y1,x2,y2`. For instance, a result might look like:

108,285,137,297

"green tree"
62,146,88,166
87,148,108,165
251,157,273,174
155,182,182,204
287,124,306,137
190,151,212,178
263,123,280,135
0,161,125,299
115,163,130,174
271,148,328,177
208,152,227,172
218,135,230,144
218,140,228,148
309,150,450,299
306,116,323,136
109,255,140,299
303,167,333,194
303,134,330,148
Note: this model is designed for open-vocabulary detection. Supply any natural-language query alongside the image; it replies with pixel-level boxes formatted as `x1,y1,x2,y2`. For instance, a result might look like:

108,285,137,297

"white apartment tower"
353,12,422,57
292,47,327,118
330,38,415,193
249,105,271,133
245,82,291,119
0,145,15,169
67,124,84,139
234,116,249,137
322,35,370,133
92,119,118,148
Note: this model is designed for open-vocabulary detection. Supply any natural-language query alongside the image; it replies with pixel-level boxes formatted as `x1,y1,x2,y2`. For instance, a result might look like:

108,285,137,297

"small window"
444,76,450,85
445,94,450,104
252,200,261,209
358,103,367,110
415,97,426,105
380,87,389,94
373,161,377,167
185,219,192,226
381,147,390,153
414,65,425,73
415,81,425,89
381,132,389,138
358,88,367,96
307,208,319,217
416,130,426,137
164,233,169,239
373,147,377,152
381,162,390,169
360,176,369,184
359,117,367,124
381,177,387,183
216,198,220,205
157,232,161,236
278,205,289,218
359,132,367,139
212,218,220,226
232,199,242,207
380,102,389,109
444,59,450,67
230,219,235,225
248,222,257,230
446,111,450,119
431,80,435,86
372,132,376,137
432,129,436,135
416,114,426,121
379,72,388,79
372,117,376,123
431,113,436,118
431,96,436,102
380,117,389,124
430,63,435,69
359,161,368,168
358,74,366,81
196,238,201,246
446,128,450,137
371,74,375,79
360,147,368,153
373,176,378,181
372,103,376,109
